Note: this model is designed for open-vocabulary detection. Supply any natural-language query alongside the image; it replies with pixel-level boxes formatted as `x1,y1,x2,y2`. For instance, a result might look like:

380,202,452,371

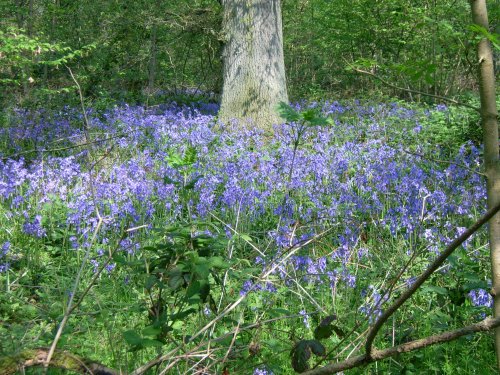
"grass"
0,98,496,374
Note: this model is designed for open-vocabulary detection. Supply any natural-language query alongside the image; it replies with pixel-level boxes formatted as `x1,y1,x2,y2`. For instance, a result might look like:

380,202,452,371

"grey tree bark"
218,0,288,129
469,0,500,370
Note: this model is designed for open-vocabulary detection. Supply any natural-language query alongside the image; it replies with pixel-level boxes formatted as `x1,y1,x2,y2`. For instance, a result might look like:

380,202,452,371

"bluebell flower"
90,259,99,273
254,367,274,375
240,280,254,296
0,242,10,273
359,285,388,323
469,289,493,308
23,215,46,238
105,263,116,274
299,310,310,328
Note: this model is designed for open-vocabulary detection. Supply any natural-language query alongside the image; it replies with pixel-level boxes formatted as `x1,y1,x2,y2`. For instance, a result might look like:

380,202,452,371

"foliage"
0,26,96,108
2,0,498,106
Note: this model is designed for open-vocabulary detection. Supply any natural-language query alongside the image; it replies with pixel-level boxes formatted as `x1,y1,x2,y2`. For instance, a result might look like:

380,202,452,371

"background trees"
0,1,499,374
1,0,497,108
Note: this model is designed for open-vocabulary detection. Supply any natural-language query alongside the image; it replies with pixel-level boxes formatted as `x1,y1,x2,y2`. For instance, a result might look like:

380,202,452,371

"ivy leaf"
291,340,311,373
313,314,337,340
308,340,326,356
290,340,326,373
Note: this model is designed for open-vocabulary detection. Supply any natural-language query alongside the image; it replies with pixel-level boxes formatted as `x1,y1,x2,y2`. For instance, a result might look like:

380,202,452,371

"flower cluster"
0,242,10,273
469,289,493,309
0,101,487,290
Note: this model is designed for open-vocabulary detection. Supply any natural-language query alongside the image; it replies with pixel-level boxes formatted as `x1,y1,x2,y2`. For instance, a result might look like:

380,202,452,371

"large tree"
218,0,288,129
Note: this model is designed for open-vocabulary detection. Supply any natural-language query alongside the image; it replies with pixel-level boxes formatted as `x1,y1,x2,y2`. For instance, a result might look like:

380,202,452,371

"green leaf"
184,174,203,190
163,175,178,185
290,340,326,373
314,315,337,340
171,320,185,331
199,281,211,302
239,234,252,242
421,285,448,295
209,256,230,269
268,308,291,317
277,102,301,122
168,268,185,290
145,275,159,290
141,338,164,348
301,109,317,122
170,308,197,321
185,280,202,298
183,145,198,165
209,294,218,314
194,262,210,279
123,330,143,346
468,24,500,49
142,325,162,337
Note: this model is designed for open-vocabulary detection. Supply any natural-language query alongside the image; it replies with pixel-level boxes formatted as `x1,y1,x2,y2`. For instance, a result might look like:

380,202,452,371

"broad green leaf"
314,315,337,340
123,330,143,346
277,102,300,122
290,340,326,373
142,325,162,337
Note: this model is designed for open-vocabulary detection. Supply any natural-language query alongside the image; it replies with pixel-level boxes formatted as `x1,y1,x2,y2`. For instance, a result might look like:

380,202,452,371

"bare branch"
1,132,128,161
364,200,500,357
303,316,500,374
351,67,480,112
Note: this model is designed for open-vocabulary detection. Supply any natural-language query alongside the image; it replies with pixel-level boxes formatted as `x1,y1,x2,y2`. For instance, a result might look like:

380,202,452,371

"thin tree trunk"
219,0,288,129
469,0,500,370
147,23,158,98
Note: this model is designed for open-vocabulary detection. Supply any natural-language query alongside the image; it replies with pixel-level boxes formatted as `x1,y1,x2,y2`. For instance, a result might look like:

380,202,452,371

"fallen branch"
0,348,119,375
365,199,500,357
303,316,500,374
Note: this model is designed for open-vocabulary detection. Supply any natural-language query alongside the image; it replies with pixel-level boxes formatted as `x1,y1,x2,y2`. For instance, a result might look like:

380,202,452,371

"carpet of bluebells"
0,99,495,373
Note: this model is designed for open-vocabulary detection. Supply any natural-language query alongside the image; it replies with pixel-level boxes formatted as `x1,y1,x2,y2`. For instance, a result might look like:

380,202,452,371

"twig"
1,133,128,161
400,147,486,177
303,316,500,374
351,67,480,112
187,227,335,345
364,199,500,357
45,67,115,369
130,228,334,375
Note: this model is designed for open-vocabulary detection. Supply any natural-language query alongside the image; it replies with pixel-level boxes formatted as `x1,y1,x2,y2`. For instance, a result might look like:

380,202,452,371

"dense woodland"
0,0,500,374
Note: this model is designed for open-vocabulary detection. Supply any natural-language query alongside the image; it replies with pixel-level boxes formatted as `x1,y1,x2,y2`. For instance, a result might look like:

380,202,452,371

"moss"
0,348,118,375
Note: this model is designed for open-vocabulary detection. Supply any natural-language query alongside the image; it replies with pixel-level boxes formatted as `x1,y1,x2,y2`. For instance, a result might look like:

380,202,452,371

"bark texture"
219,0,288,129
470,0,500,370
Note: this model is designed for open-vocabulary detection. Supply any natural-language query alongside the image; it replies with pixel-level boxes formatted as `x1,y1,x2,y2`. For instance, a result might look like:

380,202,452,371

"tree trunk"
469,0,500,370
147,22,158,100
219,0,288,129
